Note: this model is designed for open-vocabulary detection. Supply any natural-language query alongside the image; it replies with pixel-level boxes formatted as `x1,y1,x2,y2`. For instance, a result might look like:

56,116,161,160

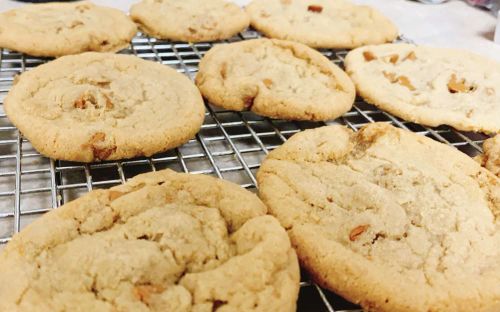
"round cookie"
0,1,137,57
246,0,398,49
257,123,500,312
196,38,355,121
345,43,500,133
478,134,500,177
0,169,300,312
4,52,205,162
130,0,249,42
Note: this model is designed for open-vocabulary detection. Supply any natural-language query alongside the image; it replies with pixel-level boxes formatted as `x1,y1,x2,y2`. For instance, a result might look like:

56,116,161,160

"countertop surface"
0,0,499,61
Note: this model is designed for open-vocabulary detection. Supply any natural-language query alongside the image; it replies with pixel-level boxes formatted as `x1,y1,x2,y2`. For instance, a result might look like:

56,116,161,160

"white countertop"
1,0,499,61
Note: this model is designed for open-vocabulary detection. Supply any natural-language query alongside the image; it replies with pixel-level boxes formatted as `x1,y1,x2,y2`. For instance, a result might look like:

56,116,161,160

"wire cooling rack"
0,30,491,311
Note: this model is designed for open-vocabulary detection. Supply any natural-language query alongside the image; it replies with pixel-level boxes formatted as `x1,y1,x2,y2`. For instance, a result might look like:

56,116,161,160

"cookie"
0,1,137,57
0,169,300,311
246,0,398,49
257,123,500,312
130,0,249,42
196,38,355,121
478,134,500,177
345,43,500,133
4,52,205,162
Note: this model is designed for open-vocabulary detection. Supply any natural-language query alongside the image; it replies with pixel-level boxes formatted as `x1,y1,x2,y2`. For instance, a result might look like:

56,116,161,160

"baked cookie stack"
0,0,499,311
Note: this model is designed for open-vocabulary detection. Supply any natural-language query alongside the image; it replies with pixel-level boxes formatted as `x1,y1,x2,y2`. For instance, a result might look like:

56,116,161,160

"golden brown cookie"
0,169,300,311
246,0,398,49
4,52,205,162
196,38,355,121
257,123,500,312
345,43,500,133
130,0,249,42
0,1,137,57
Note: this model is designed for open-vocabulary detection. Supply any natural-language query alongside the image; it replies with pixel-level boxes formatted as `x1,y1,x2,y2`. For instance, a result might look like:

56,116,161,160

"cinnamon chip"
363,51,377,62
213,300,228,310
74,98,87,109
403,51,417,61
108,190,125,201
397,75,416,91
103,94,114,109
243,96,255,109
349,225,370,241
74,93,98,109
263,78,273,88
133,285,165,302
447,74,476,93
307,5,323,13
89,132,116,161
93,146,115,161
389,54,399,64
383,71,396,82
91,132,106,144
383,71,416,91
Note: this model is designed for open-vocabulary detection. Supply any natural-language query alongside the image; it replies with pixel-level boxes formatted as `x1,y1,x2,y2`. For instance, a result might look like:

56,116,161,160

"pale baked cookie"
130,0,249,42
196,38,355,121
0,169,300,312
0,1,137,57
478,134,500,177
345,43,500,133
4,53,205,162
257,123,500,312
246,0,398,49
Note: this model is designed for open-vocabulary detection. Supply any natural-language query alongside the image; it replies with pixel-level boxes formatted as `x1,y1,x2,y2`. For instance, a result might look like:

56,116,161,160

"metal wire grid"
0,30,491,311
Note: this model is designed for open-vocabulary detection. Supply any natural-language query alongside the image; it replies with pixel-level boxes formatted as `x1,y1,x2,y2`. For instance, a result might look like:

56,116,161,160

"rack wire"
0,30,490,311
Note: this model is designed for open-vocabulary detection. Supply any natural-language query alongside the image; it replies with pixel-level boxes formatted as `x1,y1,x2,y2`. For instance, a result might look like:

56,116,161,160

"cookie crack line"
282,148,493,264
266,159,436,265
272,41,348,93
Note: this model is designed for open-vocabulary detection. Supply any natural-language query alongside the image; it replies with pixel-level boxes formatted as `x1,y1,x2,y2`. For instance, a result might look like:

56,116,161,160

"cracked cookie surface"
246,0,398,49
0,1,137,57
257,123,500,312
130,0,249,42
345,43,500,133
0,169,300,312
196,38,355,121
479,134,500,177
4,53,205,162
